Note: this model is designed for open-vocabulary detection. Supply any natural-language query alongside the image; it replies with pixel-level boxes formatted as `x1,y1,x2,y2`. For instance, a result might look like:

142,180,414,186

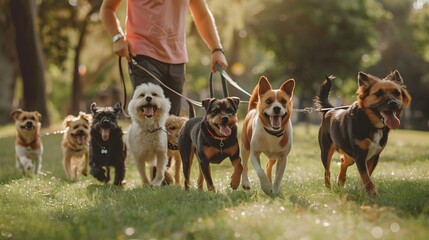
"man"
100,0,228,115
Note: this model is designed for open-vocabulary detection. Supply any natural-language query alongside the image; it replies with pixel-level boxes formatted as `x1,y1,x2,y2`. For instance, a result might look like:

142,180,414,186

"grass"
0,123,428,240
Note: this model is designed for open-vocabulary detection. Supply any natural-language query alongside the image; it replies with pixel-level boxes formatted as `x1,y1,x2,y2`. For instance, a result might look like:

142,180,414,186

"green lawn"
0,123,428,240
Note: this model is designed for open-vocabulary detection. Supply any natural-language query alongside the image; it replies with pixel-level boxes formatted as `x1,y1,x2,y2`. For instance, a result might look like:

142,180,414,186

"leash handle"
209,70,229,98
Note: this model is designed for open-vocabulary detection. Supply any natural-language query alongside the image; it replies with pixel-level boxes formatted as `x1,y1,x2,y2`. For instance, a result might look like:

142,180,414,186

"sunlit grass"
0,124,428,239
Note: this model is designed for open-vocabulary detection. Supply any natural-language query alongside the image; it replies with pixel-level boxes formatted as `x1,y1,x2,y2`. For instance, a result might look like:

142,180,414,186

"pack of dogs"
10,70,411,197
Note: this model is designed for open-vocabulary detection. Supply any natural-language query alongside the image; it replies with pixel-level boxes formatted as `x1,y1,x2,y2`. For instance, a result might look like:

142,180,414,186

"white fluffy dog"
127,83,171,186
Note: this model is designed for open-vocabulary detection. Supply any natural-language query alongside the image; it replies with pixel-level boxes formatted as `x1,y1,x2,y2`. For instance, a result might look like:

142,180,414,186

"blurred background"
0,0,428,130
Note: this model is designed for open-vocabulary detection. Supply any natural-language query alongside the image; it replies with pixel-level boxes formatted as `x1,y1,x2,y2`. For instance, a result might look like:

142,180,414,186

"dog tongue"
270,116,282,129
219,125,232,137
101,128,110,141
76,135,84,145
381,111,400,129
143,107,154,117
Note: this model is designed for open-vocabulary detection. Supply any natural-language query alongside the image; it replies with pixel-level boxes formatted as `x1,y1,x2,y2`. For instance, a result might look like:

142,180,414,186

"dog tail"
314,75,335,111
186,100,195,118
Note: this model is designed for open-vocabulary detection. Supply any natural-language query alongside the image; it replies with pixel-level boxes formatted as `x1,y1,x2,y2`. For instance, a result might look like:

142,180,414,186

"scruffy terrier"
89,102,127,186
179,97,243,192
127,83,171,186
11,109,43,176
61,112,92,180
164,115,189,185
314,70,411,196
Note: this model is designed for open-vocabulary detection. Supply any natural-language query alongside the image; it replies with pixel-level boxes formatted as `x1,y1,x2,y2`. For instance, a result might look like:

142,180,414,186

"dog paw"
150,179,163,187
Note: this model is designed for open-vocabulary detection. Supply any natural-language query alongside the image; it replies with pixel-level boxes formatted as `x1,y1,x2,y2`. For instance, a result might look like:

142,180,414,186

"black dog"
179,97,243,191
89,102,127,186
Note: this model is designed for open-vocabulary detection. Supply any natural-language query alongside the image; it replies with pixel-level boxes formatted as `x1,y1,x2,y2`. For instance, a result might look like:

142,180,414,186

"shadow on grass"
336,178,429,217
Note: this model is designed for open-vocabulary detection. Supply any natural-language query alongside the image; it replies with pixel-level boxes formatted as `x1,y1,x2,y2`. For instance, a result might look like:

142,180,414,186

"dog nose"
273,106,281,114
221,116,229,124
26,121,33,127
388,100,399,110
146,96,152,102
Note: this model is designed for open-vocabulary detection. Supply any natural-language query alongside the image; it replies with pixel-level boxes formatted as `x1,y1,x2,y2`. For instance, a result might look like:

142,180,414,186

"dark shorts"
128,55,185,116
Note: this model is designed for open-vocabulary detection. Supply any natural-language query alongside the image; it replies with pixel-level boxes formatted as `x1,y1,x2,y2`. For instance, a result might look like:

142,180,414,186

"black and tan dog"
314,70,411,196
179,97,243,191
89,102,127,186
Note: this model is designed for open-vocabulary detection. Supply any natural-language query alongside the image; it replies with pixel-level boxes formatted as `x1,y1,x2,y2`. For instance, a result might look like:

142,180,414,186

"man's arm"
100,0,133,61
189,0,228,72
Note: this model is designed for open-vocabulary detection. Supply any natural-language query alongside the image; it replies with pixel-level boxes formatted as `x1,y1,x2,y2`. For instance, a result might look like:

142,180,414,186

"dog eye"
281,99,287,105
73,126,79,129
393,89,400,96
169,126,176,130
139,93,145,98
212,108,220,114
265,99,272,104
374,89,384,97
152,92,158,97
22,116,27,121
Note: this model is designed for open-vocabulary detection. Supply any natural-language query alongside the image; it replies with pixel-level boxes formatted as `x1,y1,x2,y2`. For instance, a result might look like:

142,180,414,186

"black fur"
89,102,127,186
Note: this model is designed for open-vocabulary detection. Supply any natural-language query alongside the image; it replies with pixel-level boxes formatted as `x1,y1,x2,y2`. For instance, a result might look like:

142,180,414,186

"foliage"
247,0,388,100
0,125,428,239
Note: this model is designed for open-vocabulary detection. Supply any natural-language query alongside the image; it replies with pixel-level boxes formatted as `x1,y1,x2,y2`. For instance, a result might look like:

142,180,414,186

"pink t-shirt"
126,0,189,64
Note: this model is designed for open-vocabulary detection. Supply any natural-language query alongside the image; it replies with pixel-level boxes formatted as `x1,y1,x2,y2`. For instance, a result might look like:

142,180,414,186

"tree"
10,0,50,126
0,0,18,125
248,0,387,102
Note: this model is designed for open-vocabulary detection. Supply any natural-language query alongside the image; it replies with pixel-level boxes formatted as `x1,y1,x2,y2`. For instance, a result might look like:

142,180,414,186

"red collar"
206,126,228,141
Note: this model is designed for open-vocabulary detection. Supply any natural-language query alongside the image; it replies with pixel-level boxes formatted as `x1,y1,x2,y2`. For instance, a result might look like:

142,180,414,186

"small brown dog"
164,115,188,185
61,112,92,181
10,109,43,176
314,70,411,196
179,97,242,191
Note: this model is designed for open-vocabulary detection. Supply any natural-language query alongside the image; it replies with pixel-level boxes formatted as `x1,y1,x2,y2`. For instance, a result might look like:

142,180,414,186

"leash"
130,59,203,108
125,57,350,113
118,57,131,117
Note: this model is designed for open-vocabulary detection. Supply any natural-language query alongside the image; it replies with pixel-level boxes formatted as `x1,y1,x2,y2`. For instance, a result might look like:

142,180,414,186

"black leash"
209,71,229,98
118,57,130,117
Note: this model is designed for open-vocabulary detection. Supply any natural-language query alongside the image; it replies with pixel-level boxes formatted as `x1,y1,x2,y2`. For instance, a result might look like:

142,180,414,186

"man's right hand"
113,39,134,62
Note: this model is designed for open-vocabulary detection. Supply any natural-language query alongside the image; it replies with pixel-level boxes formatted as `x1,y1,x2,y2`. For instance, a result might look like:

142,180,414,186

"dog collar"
263,127,284,137
18,135,40,148
168,142,179,150
206,125,228,141
148,127,167,133
369,108,387,130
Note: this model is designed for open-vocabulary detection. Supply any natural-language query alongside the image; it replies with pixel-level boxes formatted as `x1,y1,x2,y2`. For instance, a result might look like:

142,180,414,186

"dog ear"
280,79,295,96
113,103,123,115
258,76,272,96
10,109,23,120
201,98,215,111
90,102,98,115
386,70,404,85
79,111,92,123
358,72,377,88
228,97,240,110
62,115,74,128
34,111,42,122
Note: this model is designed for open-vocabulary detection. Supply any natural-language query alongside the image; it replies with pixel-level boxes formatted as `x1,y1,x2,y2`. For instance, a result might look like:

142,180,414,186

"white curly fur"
127,83,171,186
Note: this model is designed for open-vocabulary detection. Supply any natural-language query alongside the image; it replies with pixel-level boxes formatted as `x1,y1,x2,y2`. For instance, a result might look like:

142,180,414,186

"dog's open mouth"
380,110,400,129
215,124,232,137
264,113,285,130
140,105,157,118
21,125,35,130
100,128,111,141
73,133,86,145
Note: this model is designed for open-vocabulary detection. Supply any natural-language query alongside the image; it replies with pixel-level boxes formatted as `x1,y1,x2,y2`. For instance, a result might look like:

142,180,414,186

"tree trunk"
10,0,50,126
0,0,19,124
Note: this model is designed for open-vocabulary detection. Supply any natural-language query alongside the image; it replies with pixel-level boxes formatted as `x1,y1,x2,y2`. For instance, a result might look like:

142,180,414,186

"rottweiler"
179,97,243,191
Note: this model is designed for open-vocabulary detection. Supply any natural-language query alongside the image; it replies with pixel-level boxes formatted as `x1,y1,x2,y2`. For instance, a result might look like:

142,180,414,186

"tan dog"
314,71,411,196
10,109,43,176
165,115,188,185
61,112,92,181
241,76,295,195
